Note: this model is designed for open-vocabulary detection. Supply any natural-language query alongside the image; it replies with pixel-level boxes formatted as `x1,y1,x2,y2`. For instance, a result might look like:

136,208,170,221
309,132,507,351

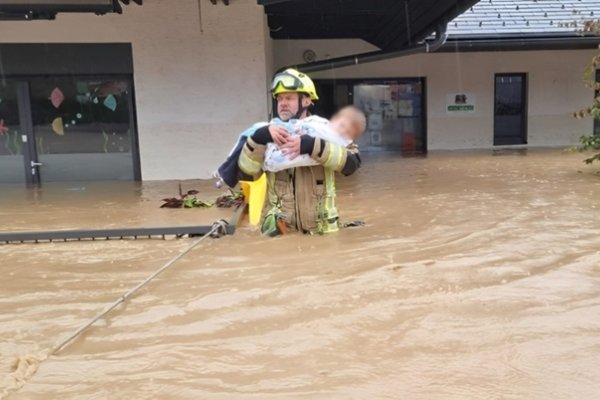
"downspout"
288,23,449,74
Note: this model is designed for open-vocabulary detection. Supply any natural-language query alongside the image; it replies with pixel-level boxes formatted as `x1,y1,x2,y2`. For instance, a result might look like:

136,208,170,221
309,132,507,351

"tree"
572,21,600,168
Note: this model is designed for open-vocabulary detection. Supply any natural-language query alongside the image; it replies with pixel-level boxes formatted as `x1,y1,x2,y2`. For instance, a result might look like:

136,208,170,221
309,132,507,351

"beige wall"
0,0,272,180
1,4,594,180
274,39,596,150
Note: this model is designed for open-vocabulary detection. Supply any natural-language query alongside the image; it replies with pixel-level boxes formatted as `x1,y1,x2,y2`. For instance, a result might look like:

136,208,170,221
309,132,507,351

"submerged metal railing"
0,203,246,244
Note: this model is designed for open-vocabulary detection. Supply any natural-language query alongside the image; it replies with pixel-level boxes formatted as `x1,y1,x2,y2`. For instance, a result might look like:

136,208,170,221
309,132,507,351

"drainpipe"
288,23,448,74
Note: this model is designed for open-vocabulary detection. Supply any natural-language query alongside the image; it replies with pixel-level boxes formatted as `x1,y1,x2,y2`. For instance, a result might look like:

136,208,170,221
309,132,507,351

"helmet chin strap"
294,95,310,119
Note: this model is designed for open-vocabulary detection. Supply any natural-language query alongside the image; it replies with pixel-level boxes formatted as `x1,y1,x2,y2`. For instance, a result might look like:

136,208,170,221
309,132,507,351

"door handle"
31,161,43,167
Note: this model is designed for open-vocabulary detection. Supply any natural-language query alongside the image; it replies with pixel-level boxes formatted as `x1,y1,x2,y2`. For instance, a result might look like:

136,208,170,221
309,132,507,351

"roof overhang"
258,0,481,50
0,0,141,20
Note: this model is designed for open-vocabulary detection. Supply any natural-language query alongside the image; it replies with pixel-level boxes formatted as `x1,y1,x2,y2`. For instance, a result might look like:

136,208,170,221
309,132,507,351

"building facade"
0,0,597,183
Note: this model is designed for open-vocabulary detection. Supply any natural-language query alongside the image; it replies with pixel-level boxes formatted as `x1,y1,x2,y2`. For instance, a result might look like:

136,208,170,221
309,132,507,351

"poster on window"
447,93,476,114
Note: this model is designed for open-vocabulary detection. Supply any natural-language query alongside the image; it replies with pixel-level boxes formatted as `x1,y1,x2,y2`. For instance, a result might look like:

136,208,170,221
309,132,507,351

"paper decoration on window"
51,117,65,136
398,100,414,117
93,97,99,104
0,119,8,135
76,113,82,119
103,95,117,112
76,81,89,94
49,88,65,109
76,95,89,104
95,81,128,96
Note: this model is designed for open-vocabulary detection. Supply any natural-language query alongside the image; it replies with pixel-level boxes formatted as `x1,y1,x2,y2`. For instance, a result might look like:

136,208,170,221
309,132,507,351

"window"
314,78,427,153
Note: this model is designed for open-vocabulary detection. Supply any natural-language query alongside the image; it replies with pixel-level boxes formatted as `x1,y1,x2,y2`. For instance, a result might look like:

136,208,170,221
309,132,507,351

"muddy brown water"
1,150,599,399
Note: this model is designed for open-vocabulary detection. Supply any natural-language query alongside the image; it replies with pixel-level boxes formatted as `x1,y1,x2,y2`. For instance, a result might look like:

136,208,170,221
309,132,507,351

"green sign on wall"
447,93,476,114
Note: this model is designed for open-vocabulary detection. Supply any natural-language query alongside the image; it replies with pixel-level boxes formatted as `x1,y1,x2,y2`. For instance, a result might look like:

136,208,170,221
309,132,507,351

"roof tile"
449,0,600,36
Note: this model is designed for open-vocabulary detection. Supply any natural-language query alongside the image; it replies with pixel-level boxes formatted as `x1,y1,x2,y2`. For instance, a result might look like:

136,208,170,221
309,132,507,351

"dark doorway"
594,69,600,136
314,78,427,153
494,73,528,146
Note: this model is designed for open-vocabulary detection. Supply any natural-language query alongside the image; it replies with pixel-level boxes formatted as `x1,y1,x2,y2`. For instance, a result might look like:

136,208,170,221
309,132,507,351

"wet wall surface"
1,150,599,399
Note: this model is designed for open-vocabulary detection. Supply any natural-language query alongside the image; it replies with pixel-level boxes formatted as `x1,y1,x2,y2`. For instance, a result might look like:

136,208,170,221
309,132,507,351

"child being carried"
263,106,366,172
214,106,365,188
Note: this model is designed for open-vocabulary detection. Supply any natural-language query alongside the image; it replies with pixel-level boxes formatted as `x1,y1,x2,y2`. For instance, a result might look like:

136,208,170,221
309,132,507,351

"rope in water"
1,220,229,399
49,219,229,355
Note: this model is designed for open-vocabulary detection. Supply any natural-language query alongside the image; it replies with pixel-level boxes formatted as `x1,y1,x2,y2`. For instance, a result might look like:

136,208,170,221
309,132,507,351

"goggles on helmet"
271,72,305,93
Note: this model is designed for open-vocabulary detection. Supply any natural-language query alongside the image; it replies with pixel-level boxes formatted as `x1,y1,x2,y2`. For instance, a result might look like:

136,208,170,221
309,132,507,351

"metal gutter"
438,35,600,52
290,24,449,74
289,27,599,74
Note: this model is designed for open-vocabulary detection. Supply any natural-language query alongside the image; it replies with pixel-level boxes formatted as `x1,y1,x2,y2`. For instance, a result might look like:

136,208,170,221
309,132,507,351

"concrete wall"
0,0,272,180
274,39,596,150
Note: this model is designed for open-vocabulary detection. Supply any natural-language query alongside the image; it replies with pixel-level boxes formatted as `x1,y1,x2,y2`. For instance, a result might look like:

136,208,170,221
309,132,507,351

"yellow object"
271,68,319,101
51,117,64,136
239,173,267,226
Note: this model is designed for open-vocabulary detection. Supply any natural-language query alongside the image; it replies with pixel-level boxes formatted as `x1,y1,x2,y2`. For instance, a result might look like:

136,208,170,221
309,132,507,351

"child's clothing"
263,116,351,172
215,116,351,188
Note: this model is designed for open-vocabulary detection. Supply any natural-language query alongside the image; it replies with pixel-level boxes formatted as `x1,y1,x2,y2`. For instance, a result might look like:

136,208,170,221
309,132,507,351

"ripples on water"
1,150,599,399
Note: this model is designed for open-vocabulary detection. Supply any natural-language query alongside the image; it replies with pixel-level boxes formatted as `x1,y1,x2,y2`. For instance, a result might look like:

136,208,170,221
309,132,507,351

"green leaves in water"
215,190,244,208
160,184,243,209
571,135,600,166
161,189,213,209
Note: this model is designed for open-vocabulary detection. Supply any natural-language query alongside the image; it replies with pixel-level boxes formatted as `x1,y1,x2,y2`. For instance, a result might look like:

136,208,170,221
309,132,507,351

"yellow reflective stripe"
266,172,278,206
325,145,338,169
324,146,334,169
323,144,345,171
334,146,346,171
315,168,339,234
238,150,262,175
325,169,336,196
323,169,338,217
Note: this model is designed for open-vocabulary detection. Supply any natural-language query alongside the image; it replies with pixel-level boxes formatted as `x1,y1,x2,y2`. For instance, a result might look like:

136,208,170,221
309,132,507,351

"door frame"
594,69,599,136
15,81,39,185
493,72,528,146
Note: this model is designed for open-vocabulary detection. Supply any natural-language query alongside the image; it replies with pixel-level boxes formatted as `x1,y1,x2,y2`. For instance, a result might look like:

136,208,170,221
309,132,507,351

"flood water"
1,150,599,399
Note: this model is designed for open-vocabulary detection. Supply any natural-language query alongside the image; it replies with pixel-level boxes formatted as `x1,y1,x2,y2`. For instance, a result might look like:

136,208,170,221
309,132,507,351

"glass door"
0,81,27,183
0,76,139,184
29,76,138,182
494,73,528,146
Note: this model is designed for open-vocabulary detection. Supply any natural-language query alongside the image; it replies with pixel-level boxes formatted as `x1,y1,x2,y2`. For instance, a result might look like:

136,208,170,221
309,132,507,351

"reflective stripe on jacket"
238,134,360,233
